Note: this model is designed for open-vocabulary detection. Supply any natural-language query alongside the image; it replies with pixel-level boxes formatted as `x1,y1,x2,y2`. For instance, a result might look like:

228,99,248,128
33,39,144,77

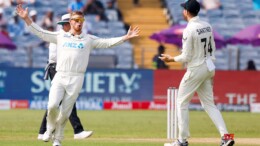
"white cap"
57,13,70,25
29,10,37,16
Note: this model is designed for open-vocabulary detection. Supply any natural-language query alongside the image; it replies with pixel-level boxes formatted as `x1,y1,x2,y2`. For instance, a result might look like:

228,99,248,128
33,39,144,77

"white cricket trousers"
177,62,228,140
46,72,84,140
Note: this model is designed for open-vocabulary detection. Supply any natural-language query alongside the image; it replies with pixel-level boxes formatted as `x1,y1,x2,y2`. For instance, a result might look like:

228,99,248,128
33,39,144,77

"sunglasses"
71,18,85,23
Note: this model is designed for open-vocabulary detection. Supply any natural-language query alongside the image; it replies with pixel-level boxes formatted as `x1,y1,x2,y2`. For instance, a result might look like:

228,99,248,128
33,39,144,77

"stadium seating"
0,0,133,69
164,0,260,70
88,54,117,68
117,0,183,69
1,0,260,70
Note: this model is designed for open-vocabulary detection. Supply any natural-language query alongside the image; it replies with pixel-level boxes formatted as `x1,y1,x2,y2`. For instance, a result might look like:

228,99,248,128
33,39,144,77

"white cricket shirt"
48,43,57,64
174,16,216,68
28,22,124,73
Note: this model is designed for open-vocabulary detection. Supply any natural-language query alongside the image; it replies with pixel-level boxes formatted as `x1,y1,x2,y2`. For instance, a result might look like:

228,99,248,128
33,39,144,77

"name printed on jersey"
196,27,211,35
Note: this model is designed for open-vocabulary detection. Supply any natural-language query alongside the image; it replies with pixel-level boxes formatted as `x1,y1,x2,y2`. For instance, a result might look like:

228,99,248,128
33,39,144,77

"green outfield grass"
0,110,259,146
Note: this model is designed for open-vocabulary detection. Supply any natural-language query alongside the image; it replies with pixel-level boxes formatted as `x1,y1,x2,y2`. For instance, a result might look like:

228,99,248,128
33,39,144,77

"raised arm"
16,4,58,44
92,26,140,49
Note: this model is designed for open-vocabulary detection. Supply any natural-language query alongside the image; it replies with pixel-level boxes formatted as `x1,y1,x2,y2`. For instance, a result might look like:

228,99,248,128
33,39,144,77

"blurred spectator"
29,9,38,23
106,0,123,21
7,11,25,38
41,10,54,29
160,0,166,8
0,0,11,8
0,8,6,26
253,0,260,10
83,0,108,21
83,0,104,14
246,60,257,70
12,0,35,5
24,0,35,5
201,0,222,10
152,44,169,69
0,24,10,38
106,0,130,31
133,0,140,7
68,0,84,12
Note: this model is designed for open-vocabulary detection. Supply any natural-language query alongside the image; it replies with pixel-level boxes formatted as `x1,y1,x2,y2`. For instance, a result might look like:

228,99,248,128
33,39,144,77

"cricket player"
16,4,140,146
38,13,92,141
159,0,235,146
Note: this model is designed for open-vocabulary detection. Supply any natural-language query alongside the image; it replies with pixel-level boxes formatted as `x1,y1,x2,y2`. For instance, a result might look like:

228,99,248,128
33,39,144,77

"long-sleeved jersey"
174,16,216,68
48,42,57,64
28,22,124,73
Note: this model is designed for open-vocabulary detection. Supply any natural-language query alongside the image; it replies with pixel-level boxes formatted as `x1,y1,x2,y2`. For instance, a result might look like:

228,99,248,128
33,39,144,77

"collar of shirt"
189,16,200,23
66,31,85,39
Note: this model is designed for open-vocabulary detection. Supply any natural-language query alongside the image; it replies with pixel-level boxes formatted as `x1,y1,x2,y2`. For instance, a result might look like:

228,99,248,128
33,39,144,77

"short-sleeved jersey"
174,16,216,68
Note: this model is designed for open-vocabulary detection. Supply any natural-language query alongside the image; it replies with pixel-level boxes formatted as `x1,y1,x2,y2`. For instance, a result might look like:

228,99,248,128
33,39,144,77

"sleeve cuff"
27,22,38,31
173,55,182,62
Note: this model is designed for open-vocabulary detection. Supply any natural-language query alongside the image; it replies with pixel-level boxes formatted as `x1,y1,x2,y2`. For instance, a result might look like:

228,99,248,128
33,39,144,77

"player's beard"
73,23,82,33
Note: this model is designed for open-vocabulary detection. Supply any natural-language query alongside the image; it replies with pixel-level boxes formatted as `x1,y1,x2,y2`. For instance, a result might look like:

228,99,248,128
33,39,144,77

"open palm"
16,4,28,19
126,26,140,39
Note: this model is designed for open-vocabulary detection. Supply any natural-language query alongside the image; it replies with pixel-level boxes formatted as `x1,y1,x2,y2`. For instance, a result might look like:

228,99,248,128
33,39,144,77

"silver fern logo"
77,43,84,49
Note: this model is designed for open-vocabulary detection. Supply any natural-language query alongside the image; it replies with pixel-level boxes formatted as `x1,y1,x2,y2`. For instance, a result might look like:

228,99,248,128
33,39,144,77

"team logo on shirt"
62,42,84,49
77,43,84,49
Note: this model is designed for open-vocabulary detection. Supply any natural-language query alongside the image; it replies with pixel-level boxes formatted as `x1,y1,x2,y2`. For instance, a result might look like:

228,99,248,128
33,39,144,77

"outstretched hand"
16,4,28,19
125,26,140,40
158,54,174,62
